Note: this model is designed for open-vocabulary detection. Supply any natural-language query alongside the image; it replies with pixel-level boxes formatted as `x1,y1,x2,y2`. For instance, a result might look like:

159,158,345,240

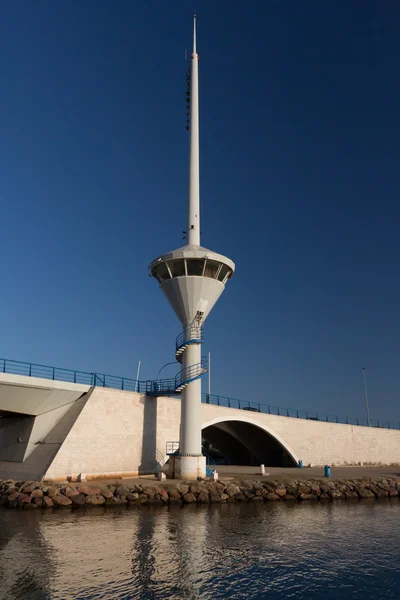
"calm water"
0,501,399,600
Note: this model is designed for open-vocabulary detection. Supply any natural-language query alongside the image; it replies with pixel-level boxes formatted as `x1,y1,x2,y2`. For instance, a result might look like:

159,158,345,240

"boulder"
31,489,44,499
21,482,41,494
299,493,318,501
168,489,181,500
283,495,297,501
233,492,246,502
155,487,169,503
275,488,287,497
226,484,241,498
17,493,31,506
86,495,105,505
52,495,72,507
45,486,59,498
369,485,388,498
344,491,359,499
126,493,139,502
62,487,79,498
78,486,102,496
106,496,125,505
266,493,280,501
328,490,345,500
176,483,189,496
357,488,375,499
99,488,113,499
43,496,54,508
71,494,87,506
182,493,197,504
32,496,43,507
114,485,130,498
198,492,210,504
209,492,222,503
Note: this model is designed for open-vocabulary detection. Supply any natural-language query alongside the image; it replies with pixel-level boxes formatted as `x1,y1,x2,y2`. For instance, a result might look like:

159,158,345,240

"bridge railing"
1,357,399,430
201,393,400,430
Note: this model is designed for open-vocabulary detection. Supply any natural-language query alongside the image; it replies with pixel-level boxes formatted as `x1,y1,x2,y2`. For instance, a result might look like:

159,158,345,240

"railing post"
306,411,308,419
377,420,380,428
346,416,348,424
296,410,299,418
52,367,55,380
2,360,5,373
217,396,220,406
258,404,261,412
326,414,328,422
356,418,359,426
122,378,124,390
336,416,338,423
29,363,32,377
228,398,230,407
238,399,240,409
286,408,289,417
73,371,76,383
277,407,280,416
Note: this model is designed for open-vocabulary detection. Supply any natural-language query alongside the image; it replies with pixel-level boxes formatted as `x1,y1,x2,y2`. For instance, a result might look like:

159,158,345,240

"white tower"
149,15,235,480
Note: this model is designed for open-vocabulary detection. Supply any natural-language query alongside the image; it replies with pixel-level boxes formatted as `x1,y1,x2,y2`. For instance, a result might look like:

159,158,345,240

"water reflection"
0,501,399,599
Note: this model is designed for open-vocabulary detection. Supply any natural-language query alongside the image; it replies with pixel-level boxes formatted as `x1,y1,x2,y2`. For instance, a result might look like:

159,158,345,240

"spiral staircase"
145,324,208,397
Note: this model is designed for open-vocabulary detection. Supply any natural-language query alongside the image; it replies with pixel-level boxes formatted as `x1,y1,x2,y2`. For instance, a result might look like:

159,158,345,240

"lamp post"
156,362,177,380
362,367,371,427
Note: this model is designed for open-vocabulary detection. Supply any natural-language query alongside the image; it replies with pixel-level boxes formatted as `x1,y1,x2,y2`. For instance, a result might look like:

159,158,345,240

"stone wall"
0,476,399,509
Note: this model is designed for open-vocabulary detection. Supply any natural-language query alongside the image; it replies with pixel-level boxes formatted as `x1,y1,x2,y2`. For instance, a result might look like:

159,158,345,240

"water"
0,501,399,600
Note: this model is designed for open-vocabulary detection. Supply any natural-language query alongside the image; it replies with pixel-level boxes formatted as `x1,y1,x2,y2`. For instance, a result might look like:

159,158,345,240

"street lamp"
156,362,177,380
362,367,371,427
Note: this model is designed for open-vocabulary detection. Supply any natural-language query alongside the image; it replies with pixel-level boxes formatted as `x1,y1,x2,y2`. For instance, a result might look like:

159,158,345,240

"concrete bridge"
0,373,399,481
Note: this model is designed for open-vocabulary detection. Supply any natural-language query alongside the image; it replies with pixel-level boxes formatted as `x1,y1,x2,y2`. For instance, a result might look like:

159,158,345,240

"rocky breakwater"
0,477,399,509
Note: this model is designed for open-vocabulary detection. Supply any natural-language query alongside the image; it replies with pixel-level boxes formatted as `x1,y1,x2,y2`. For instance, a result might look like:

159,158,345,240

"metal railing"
201,393,400,430
1,357,399,430
175,326,204,353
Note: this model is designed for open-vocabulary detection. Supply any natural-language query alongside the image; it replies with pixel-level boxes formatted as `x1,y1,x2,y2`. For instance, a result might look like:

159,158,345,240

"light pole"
362,367,371,427
156,362,177,380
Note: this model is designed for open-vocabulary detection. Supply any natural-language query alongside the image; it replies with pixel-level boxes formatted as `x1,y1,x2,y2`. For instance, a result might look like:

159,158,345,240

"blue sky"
1,1,399,423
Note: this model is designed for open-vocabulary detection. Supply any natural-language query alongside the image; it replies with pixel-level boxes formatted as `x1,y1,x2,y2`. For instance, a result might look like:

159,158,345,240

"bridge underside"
202,420,297,467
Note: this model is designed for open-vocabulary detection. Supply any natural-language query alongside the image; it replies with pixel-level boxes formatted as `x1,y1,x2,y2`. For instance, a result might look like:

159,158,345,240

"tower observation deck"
149,15,235,479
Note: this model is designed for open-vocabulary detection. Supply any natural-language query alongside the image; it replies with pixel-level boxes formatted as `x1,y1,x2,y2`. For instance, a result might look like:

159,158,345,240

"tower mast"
188,14,200,246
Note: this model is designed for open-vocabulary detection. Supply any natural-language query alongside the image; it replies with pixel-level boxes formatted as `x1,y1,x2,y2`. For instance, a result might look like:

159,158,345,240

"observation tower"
149,15,235,479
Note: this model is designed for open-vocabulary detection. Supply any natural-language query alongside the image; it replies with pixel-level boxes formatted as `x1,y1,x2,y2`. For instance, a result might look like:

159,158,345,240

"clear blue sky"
1,1,399,423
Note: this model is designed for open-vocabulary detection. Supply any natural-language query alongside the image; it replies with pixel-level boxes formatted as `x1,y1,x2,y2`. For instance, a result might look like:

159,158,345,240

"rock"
283,495,297,501
388,488,399,497
297,486,311,495
235,492,247,501
369,484,388,498
251,495,264,501
182,493,197,504
62,487,79,498
52,495,72,507
220,493,229,502
99,488,113,499
86,495,105,505
31,489,43,499
143,487,156,499
43,496,54,508
168,498,182,505
198,492,210,504
299,493,318,501
23,502,38,509
176,483,189,496
21,482,41,494
32,496,43,507
275,488,287,497
71,493,87,506
357,488,375,499
266,493,280,501
344,491,359,499
108,485,116,494
114,485,129,498
209,492,222,503
155,487,169,503
126,493,139,502
106,496,125,505
46,486,59,498
7,492,19,502
168,489,181,500
226,484,241,498
328,490,345,500
78,486,102,496
17,493,31,505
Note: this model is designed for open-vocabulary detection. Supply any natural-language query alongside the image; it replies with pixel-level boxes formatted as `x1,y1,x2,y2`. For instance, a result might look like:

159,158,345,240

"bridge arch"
201,415,299,467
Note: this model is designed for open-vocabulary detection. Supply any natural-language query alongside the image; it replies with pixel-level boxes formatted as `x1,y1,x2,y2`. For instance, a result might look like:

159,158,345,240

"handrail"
175,326,204,352
0,357,398,430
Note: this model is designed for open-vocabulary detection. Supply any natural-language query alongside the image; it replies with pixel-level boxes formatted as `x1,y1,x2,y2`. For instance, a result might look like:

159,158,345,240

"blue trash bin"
324,465,331,478
298,460,303,469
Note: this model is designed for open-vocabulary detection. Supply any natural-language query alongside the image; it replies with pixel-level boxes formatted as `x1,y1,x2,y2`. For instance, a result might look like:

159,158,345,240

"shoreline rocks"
0,477,399,510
